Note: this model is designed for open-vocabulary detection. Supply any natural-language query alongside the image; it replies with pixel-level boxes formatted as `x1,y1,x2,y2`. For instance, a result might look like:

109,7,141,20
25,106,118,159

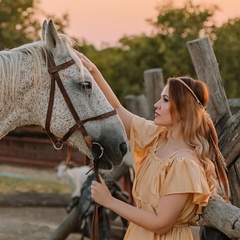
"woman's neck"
165,124,187,148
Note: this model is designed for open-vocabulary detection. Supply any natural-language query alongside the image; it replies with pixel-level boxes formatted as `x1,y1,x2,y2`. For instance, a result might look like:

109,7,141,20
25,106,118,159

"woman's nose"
154,100,161,109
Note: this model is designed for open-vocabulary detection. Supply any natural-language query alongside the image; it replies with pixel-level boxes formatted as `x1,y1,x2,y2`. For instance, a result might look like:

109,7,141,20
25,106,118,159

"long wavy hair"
168,76,229,200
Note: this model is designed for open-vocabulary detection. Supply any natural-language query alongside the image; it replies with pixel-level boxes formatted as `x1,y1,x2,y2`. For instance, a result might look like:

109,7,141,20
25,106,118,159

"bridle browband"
42,48,117,239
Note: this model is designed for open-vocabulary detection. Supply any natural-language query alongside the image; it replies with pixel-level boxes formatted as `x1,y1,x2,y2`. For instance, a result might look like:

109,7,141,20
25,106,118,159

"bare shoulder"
174,149,202,166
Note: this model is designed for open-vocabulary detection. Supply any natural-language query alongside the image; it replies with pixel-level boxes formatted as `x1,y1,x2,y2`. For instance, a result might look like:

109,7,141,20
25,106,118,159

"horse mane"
0,34,84,106
0,41,43,105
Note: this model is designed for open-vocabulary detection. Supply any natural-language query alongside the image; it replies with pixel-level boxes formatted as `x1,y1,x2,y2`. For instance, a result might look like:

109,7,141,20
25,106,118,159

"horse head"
40,20,128,170
0,19,128,170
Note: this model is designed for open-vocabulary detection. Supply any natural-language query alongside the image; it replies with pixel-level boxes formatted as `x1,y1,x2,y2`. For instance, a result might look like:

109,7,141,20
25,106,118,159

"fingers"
73,50,94,72
73,50,87,61
91,178,112,207
99,175,107,186
91,180,98,188
91,177,106,188
90,178,107,197
81,57,94,72
91,180,101,203
91,180,101,193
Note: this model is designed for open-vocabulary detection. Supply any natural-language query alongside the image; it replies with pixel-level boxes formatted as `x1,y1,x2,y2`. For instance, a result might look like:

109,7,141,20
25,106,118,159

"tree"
76,0,240,101
0,0,69,50
146,0,219,78
0,0,41,49
213,18,240,98
76,0,221,104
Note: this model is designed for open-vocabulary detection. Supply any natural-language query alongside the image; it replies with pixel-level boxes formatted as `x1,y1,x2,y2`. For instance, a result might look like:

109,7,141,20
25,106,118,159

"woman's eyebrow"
162,94,169,99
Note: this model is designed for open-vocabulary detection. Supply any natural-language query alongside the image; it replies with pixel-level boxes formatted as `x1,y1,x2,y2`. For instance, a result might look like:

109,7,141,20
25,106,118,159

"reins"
41,48,116,240
91,162,101,240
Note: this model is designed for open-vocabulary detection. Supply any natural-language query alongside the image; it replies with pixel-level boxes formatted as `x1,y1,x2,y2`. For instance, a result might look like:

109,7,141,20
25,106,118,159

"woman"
77,52,229,240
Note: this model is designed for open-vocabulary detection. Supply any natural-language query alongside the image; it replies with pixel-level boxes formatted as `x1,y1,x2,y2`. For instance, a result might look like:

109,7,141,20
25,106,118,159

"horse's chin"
91,146,123,170
97,155,123,170
97,159,113,170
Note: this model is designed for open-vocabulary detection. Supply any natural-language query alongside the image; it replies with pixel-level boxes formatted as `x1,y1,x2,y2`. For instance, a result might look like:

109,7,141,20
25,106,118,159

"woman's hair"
167,76,229,200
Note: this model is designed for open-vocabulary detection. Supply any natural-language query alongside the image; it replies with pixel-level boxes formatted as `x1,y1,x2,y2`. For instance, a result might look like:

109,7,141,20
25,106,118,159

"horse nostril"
120,142,128,157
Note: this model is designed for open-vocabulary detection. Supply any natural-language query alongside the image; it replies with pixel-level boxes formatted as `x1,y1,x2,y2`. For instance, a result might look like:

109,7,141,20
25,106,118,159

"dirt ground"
0,207,200,240
0,207,81,240
0,164,200,240
0,164,83,240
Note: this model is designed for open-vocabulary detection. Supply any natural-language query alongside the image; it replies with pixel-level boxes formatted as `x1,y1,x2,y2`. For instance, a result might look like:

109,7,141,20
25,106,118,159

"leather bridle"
42,48,116,240
42,48,116,156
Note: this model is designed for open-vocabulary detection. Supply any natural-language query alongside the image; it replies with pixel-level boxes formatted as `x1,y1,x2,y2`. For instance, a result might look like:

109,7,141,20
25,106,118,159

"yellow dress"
124,115,211,240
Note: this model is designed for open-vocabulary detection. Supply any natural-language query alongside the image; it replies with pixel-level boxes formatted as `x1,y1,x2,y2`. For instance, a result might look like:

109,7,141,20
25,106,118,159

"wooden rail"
0,126,86,169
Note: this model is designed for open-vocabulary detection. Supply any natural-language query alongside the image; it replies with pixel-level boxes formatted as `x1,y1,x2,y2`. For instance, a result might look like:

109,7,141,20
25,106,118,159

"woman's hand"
91,175,113,207
74,51,96,73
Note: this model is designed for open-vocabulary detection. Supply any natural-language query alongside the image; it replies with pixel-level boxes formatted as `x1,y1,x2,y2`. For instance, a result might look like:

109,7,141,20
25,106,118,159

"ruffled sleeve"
129,115,166,173
161,158,211,214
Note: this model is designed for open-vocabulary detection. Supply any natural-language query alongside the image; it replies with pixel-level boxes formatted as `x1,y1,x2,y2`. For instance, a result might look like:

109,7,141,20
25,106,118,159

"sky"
39,0,240,49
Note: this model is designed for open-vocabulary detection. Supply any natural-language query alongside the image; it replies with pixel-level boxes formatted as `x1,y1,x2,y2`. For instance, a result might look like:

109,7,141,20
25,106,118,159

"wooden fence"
124,37,240,210
0,126,86,169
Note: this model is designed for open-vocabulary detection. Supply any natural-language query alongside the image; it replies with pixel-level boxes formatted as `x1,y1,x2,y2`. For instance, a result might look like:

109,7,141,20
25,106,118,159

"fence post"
143,68,165,120
186,37,232,131
125,94,150,118
187,37,240,207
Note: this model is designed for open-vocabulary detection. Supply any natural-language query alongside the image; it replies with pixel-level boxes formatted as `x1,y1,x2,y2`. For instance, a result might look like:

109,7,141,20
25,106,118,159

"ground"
0,164,83,240
0,207,81,240
0,164,200,240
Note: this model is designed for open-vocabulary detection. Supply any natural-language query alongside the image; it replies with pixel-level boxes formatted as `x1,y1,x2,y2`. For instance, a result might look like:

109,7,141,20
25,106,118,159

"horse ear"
41,20,47,41
45,19,60,50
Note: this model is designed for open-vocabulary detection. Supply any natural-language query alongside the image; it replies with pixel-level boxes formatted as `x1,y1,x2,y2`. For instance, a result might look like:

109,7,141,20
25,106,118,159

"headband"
176,78,204,108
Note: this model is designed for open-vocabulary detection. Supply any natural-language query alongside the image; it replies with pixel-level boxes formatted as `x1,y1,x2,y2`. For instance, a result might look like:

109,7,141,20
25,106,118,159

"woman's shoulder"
170,148,202,168
130,115,168,149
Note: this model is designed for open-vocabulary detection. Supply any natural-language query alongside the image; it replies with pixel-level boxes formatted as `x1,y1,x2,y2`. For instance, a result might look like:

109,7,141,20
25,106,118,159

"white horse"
0,19,127,170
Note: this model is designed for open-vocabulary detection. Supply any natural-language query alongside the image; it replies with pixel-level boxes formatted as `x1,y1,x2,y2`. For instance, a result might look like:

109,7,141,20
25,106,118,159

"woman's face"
154,85,174,127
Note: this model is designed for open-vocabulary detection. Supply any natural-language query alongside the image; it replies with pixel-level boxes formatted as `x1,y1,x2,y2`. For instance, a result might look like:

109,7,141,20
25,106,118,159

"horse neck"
0,45,46,138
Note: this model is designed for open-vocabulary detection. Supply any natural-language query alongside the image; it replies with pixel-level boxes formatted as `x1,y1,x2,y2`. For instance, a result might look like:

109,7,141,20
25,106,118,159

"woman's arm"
91,176,190,235
75,51,134,138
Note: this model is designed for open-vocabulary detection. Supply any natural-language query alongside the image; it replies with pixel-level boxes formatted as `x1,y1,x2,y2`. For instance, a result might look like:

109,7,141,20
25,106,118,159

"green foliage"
1,0,239,100
0,0,41,49
77,0,224,103
147,0,218,79
77,0,240,100
0,0,69,50
213,18,240,98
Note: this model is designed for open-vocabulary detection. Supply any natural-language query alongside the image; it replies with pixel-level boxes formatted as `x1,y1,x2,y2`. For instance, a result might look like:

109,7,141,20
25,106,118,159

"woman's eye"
79,81,92,90
163,97,169,102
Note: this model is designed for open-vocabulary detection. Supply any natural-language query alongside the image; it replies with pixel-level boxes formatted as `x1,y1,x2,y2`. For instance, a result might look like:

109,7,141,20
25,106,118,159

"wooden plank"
218,110,240,168
125,94,150,118
186,36,240,237
228,161,240,208
0,130,87,169
201,194,240,238
187,37,232,131
143,68,165,120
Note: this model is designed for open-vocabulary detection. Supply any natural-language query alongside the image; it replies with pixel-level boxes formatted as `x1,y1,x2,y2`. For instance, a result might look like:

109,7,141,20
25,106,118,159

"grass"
0,176,71,194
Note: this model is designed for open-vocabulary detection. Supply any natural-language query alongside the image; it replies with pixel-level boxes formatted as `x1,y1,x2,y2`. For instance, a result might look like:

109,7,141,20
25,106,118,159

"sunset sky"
40,0,240,48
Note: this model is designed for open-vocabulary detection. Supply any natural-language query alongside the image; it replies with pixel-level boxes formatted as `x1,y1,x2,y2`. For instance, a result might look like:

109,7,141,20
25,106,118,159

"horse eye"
79,81,92,90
